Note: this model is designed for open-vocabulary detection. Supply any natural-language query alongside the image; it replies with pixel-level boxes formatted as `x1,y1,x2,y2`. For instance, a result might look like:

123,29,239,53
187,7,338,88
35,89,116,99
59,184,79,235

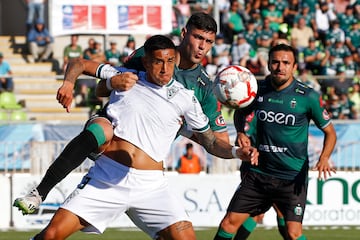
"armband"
106,78,113,91
232,146,240,158
96,64,121,79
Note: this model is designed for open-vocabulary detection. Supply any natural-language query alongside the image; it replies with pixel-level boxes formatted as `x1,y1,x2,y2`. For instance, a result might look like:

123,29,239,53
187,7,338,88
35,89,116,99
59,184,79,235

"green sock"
86,123,106,146
214,228,234,240
296,235,307,240
234,217,257,240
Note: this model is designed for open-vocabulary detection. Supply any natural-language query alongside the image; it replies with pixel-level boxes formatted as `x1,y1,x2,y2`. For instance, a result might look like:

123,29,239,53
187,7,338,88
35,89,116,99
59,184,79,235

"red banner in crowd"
50,0,172,36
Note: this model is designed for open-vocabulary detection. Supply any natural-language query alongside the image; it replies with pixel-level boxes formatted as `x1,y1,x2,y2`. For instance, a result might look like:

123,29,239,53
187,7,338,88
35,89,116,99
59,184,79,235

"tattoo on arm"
64,59,85,84
196,129,233,159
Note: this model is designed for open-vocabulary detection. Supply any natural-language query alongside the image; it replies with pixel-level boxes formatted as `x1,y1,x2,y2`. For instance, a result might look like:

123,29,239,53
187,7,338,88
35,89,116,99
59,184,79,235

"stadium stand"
0,36,91,122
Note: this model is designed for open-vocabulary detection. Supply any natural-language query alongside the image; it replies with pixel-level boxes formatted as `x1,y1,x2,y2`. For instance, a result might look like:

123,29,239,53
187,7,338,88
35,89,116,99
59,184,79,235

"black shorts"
227,171,308,223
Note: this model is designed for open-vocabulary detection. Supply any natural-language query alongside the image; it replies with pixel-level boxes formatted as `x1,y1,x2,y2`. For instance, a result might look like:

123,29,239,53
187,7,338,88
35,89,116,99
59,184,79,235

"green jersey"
124,47,227,133
240,77,331,180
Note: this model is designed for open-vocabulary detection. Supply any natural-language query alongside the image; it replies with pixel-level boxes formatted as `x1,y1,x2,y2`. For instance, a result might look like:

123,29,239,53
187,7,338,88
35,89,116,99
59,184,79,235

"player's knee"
90,118,112,139
287,228,302,240
87,117,113,146
158,221,196,240
220,216,238,233
41,226,61,240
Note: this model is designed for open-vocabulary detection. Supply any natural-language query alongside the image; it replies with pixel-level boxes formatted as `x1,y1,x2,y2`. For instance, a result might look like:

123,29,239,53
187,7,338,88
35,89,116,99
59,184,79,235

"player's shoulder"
293,79,319,97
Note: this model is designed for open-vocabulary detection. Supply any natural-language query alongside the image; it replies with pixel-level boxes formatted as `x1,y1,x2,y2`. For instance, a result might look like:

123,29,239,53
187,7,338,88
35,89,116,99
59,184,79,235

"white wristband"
106,77,113,91
232,146,239,158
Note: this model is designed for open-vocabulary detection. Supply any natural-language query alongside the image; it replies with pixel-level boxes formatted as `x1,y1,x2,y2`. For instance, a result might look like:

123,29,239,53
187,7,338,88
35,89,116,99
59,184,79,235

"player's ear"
181,27,187,39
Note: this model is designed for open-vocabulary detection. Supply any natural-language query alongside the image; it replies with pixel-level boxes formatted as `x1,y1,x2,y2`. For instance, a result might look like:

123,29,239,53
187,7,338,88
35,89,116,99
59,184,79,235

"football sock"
296,235,307,240
234,217,257,240
277,216,290,240
36,129,101,200
214,228,234,240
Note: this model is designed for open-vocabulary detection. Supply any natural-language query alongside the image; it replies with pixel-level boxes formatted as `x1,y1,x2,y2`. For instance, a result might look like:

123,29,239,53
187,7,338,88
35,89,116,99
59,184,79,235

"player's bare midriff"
103,136,164,170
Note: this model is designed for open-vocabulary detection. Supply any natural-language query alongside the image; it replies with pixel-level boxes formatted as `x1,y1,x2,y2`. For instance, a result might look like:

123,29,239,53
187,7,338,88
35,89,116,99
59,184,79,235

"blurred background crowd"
3,0,360,121
171,0,360,121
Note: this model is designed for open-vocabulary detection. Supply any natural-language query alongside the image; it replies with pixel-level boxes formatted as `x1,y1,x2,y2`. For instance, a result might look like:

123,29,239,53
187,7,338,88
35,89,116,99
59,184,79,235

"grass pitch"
1,226,360,240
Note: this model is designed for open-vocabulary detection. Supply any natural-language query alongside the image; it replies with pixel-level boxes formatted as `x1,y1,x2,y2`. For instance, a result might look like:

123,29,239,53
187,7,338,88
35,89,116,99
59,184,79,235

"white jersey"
106,71,209,162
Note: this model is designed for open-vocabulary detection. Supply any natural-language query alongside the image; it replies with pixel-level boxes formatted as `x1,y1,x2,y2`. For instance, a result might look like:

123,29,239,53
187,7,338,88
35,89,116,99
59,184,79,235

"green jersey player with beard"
214,44,337,240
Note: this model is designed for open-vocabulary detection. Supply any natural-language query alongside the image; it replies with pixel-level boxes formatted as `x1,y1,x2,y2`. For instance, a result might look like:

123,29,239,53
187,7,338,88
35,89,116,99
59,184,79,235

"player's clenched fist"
110,72,138,91
236,146,258,165
56,81,74,113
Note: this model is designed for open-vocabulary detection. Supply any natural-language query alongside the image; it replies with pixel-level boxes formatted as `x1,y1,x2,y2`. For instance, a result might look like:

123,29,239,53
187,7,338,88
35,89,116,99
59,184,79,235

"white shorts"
61,155,190,239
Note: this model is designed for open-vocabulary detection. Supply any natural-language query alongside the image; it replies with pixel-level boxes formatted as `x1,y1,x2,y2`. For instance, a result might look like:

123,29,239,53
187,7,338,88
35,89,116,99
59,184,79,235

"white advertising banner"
49,0,173,36
7,171,360,229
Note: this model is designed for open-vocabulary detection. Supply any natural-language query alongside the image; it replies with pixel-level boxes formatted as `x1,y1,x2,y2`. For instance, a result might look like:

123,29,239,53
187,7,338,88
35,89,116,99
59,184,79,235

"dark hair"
186,143,193,150
268,43,298,65
185,12,217,33
143,35,176,55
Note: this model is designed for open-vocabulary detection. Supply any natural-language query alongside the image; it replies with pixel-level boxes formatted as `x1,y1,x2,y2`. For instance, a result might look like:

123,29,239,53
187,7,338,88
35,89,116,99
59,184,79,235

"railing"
0,138,359,174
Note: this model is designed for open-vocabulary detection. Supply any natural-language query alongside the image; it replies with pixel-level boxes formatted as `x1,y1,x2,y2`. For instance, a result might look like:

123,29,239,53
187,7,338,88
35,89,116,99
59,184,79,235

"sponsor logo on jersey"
256,110,296,126
215,115,226,126
322,109,330,120
259,144,288,153
268,98,283,104
167,86,180,99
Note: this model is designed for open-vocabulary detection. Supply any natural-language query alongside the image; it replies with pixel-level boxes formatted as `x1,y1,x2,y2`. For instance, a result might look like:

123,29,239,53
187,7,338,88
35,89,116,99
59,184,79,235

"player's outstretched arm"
194,129,258,165
313,123,337,180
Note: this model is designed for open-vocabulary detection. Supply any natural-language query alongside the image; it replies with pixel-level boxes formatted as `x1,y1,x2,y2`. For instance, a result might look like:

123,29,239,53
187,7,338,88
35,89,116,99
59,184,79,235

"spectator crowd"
172,0,360,120
21,0,360,120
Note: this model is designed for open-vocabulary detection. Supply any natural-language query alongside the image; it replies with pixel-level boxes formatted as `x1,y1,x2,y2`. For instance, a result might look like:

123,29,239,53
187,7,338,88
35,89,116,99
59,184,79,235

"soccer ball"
213,65,258,109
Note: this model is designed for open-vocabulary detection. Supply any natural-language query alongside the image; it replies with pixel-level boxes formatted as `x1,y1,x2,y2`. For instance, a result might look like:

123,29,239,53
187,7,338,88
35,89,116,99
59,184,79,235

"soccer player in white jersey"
30,35,258,240
13,13,228,216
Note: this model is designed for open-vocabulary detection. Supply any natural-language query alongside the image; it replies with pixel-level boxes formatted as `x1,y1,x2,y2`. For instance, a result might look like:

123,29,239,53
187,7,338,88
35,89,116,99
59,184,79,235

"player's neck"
176,46,197,70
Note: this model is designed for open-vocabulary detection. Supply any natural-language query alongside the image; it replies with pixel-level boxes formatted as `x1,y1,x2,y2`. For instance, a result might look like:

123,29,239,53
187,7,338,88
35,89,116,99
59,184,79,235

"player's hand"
313,157,336,181
56,81,75,113
237,132,251,147
236,146,258,165
110,72,138,91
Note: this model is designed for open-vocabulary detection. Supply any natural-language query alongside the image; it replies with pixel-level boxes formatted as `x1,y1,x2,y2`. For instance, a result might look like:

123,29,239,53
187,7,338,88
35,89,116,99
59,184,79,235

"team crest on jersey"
257,96,264,102
294,204,303,216
322,109,330,120
197,76,205,86
290,98,297,108
167,86,180,99
215,115,226,126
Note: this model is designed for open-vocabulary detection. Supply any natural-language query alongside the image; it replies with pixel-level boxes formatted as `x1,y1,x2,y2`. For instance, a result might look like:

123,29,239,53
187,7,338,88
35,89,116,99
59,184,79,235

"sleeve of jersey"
183,95,210,133
308,90,332,129
202,91,227,132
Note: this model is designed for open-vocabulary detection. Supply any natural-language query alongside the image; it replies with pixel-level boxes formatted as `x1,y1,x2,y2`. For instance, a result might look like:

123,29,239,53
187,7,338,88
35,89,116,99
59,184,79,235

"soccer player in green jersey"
214,44,337,240
14,12,229,214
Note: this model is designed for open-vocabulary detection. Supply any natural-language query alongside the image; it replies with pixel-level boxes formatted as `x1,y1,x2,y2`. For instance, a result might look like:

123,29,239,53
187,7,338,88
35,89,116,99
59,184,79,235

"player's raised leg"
13,116,113,215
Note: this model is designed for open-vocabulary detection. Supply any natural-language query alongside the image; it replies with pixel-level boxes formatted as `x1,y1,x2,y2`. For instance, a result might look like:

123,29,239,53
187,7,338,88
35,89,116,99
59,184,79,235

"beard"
271,75,288,87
